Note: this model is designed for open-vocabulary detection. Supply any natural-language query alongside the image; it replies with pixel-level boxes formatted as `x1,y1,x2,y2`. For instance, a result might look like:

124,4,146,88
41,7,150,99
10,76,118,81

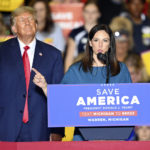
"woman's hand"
32,68,47,97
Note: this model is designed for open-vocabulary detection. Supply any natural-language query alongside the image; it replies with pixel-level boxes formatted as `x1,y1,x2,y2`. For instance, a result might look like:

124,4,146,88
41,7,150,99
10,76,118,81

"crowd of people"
0,0,150,142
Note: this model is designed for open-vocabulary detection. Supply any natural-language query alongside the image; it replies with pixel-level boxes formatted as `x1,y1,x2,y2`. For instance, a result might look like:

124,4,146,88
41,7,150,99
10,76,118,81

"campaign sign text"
47,83,150,127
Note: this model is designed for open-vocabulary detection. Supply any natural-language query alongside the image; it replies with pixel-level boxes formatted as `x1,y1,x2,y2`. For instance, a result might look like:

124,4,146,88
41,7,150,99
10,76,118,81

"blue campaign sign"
47,83,150,127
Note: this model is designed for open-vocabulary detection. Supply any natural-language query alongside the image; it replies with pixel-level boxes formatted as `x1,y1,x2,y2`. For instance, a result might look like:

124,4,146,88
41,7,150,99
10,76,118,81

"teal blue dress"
61,62,132,84
61,62,134,141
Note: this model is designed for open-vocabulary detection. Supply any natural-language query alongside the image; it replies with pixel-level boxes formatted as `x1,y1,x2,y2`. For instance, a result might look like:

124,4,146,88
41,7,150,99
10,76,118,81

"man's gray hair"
10,6,37,26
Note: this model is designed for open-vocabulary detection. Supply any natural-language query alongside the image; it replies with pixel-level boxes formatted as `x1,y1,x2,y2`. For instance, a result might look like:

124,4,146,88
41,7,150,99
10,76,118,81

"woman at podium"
33,24,134,141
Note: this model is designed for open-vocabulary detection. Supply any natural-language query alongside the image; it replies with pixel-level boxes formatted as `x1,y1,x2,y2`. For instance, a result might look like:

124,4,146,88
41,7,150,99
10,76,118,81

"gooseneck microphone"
97,52,107,64
97,52,109,83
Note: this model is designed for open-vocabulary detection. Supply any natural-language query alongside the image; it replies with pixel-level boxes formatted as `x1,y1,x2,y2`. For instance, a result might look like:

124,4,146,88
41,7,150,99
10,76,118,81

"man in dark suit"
0,6,64,141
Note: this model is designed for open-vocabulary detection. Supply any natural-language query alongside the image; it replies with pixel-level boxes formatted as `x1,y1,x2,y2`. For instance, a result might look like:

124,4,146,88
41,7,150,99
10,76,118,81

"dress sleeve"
61,67,74,84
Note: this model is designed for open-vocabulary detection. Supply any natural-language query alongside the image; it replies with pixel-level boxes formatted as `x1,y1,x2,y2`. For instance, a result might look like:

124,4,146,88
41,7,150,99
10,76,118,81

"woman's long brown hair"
80,24,120,82
30,0,54,33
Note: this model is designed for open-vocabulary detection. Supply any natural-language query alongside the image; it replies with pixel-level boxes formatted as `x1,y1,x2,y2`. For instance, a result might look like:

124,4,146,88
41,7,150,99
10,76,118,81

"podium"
48,83,150,140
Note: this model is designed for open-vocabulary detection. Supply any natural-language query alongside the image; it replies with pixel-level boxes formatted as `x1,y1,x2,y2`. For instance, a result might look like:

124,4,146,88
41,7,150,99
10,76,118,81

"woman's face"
90,30,110,57
33,2,47,23
136,126,150,141
83,4,100,25
115,34,129,55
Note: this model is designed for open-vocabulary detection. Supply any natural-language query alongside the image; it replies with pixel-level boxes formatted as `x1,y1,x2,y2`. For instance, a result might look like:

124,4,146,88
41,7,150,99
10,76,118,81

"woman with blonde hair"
110,16,134,62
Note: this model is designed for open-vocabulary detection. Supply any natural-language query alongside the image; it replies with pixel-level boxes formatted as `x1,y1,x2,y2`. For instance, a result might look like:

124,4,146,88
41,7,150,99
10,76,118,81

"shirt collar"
17,38,36,50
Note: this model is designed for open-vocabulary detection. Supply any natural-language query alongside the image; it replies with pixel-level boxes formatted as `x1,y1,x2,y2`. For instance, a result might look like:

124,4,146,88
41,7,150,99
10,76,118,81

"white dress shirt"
18,38,36,71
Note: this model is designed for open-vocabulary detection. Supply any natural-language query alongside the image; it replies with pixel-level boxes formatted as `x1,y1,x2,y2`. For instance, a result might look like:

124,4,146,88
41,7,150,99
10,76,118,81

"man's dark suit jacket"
0,38,64,141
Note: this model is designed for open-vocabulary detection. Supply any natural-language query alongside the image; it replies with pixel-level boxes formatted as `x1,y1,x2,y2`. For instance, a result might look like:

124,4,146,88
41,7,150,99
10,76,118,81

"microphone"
97,52,107,64
97,52,110,83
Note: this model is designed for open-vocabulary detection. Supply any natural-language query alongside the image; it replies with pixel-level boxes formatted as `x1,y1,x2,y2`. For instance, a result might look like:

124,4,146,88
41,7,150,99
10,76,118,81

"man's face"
128,0,144,18
12,12,37,38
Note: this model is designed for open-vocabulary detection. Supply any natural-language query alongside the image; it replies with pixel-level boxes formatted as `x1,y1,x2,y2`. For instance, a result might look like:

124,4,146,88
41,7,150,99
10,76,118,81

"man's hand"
32,68,47,96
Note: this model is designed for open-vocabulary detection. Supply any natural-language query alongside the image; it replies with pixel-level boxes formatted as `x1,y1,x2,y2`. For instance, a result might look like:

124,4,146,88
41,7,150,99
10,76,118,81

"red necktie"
22,46,30,123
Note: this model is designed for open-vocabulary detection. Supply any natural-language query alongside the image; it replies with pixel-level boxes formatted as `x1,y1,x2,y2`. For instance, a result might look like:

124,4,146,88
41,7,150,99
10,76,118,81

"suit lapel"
11,39,46,93
11,38,26,89
29,40,44,91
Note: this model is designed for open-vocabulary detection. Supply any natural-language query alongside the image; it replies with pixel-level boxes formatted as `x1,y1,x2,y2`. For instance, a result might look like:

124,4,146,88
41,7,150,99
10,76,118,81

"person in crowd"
148,1,150,18
0,13,10,36
0,6,64,142
121,0,150,54
50,0,80,3
98,0,125,25
109,16,134,62
0,13,13,46
125,52,149,83
63,0,80,2
0,13,8,45
64,0,101,72
30,0,65,53
114,29,131,62
135,126,150,141
34,24,134,141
